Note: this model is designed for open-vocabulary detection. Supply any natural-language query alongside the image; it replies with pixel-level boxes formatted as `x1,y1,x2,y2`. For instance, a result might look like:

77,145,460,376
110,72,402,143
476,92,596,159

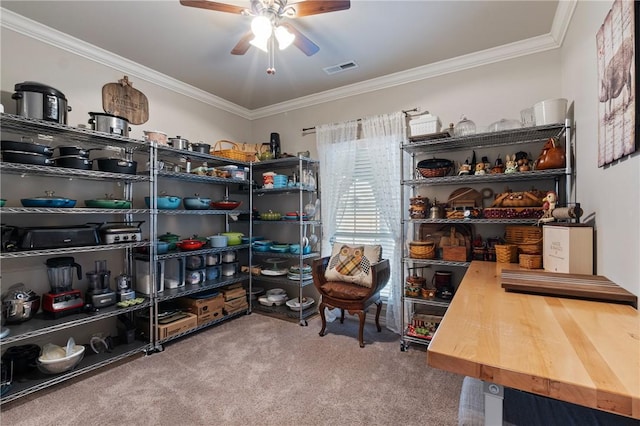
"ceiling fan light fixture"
249,36,270,53
251,15,272,39
274,25,295,50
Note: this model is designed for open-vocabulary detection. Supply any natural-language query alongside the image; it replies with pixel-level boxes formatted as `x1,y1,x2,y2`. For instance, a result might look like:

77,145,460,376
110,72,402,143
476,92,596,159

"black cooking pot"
95,158,137,175
1,139,54,157
1,344,40,378
12,81,71,124
1,150,55,166
54,155,93,170
191,143,211,154
56,146,94,158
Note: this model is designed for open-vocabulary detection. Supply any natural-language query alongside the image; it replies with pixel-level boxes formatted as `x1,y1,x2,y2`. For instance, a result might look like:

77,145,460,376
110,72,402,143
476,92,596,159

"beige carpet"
0,314,462,425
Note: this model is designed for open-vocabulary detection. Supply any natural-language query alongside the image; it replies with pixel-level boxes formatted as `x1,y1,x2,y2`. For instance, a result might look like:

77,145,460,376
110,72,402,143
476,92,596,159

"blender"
42,256,84,317
85,260,116,308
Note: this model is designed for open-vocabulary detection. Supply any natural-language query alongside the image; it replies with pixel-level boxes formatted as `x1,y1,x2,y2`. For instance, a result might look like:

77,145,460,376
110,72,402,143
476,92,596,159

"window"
331,145,395,299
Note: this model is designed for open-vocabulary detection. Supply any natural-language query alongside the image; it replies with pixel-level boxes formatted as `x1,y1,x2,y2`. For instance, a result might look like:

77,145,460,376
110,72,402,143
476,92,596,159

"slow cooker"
88,112,130,137
12,81,71,124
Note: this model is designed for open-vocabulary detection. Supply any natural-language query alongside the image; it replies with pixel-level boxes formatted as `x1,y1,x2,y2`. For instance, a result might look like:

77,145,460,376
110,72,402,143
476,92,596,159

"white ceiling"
1,0,562,112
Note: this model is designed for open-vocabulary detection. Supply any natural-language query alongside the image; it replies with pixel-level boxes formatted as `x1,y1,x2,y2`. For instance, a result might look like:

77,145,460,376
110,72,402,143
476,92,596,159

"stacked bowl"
273,174,288,189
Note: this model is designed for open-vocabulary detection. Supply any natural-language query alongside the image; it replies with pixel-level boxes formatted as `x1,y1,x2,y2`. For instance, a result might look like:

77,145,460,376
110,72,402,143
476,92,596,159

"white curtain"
316,112,405,334
360,112,404,334
316,120,359,257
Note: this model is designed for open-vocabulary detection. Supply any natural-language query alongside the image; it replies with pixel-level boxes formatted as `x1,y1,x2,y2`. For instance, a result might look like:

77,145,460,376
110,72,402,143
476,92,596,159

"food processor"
42,256,84,317
114,273,135,302
85,260,116,308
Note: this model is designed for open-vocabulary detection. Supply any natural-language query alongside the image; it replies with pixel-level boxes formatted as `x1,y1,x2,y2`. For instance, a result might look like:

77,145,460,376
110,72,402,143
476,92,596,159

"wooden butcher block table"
427,261,640,424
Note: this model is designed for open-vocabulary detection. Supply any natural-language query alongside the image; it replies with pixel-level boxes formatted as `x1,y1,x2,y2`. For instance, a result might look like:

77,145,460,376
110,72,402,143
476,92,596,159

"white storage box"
543,224,593,275
409,113,442,137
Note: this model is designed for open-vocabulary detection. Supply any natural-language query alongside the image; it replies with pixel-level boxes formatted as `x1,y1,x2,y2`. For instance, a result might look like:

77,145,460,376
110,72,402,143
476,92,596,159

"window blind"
331,145,395,298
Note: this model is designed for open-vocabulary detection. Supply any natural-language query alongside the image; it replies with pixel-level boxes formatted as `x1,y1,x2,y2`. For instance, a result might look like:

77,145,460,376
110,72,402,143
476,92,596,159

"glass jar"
454,115,476,137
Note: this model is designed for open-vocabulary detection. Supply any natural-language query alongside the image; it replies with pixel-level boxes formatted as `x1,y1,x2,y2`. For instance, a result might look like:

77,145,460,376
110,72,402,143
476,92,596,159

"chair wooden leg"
339,308,345,324
356,310,366,348
375,301,382,332
318,301,327,337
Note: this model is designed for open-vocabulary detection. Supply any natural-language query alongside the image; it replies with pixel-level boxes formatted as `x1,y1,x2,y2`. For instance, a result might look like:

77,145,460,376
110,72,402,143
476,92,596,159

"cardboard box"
224,297,248,315
221,286,246,301
157,312,197,340
198,308,223,325
176,294,224,316
543,224,593,274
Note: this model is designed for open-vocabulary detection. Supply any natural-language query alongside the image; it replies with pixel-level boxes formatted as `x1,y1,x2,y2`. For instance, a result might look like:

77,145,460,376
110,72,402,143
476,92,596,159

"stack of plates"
273,174,288,189
287,264,312,281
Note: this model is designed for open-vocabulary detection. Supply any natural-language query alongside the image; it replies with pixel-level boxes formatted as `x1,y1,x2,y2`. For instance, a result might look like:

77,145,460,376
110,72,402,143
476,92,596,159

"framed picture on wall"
596,0,638,167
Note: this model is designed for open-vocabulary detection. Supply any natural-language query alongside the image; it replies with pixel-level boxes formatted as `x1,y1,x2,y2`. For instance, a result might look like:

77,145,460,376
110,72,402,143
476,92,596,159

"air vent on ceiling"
323,61,358,75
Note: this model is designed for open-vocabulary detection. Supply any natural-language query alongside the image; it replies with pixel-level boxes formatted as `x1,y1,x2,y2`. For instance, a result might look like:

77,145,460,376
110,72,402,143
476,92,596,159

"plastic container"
409,113,442,137
533,98,567,125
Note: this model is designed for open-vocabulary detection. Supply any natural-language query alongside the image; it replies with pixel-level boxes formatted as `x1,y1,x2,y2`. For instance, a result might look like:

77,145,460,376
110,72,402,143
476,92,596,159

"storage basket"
409,113,442,137
417,166,451,178
519,254,542,269
495,244,518,263
409,241,436,259
212,140,256,162
505,226,542,244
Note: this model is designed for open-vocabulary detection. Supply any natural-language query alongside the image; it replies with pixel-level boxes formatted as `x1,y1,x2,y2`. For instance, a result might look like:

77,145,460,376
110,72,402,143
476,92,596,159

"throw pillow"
324,244,382,288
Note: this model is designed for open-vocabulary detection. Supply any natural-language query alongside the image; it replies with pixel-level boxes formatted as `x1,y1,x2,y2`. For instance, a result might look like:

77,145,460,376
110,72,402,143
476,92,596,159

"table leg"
482,381,504,426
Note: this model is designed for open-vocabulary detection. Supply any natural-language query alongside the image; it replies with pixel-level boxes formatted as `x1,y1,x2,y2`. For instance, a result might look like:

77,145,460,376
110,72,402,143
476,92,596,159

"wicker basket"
518,242,543,255
519,254,542,269
495,244,518,263
417,166,451,178
409,241,436,259
212,140,256,162
505,225,542,244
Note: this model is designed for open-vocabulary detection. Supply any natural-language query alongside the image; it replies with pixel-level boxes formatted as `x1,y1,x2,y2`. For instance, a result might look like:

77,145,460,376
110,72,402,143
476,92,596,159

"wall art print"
597,0,638,167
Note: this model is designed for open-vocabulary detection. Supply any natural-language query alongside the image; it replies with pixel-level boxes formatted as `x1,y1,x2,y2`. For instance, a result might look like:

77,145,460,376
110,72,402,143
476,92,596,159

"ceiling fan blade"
231,31,253,55
288,1,350,17
179,0,246,14
280,22,319,56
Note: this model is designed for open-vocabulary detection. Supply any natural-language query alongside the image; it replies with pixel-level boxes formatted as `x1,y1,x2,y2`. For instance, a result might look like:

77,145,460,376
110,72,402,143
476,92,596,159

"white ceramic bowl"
37,345,85,374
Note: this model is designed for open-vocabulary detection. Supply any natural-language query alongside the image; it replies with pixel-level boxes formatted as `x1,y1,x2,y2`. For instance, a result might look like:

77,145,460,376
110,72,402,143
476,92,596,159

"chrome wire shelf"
252,252,319,261
155,145,251,167
0,162,151,182
402,257,471,268
157,310,247,345
403,123,565,154
0,113,149,151
151,244,251,260
252,274,315,287
156,170,248,184
1,207,149,214
403,295,452,308
155,209,251,215
403,169,566,186
1,241,150,259
155,274,249,302
252,156,319,170
405,218,540,225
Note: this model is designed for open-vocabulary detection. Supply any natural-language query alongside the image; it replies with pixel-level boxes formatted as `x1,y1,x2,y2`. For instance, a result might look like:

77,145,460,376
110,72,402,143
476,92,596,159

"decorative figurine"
491,156,504,174
474,162,486,175
504,155,518,173
458,159,472,175
538,190,558,224
516,151,531,171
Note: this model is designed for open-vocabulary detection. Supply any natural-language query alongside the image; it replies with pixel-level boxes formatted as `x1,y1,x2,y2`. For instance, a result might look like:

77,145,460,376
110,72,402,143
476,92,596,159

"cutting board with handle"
102,76,149,125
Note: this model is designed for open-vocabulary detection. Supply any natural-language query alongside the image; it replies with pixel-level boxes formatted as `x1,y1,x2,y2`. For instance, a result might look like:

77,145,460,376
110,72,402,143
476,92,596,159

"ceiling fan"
180,0,350,59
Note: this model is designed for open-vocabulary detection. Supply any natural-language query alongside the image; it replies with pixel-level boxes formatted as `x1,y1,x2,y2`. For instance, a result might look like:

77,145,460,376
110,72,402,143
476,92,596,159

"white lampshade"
249,36,270,53
251,15,272,39
274,25,295,50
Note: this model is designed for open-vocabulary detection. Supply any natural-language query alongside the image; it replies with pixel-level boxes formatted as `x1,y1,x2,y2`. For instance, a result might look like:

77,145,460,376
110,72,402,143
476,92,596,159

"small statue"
504,155,517,173
516,151,531,172
538,191,558,224
491,156,504,174
474,162,486,175
458,159,472,175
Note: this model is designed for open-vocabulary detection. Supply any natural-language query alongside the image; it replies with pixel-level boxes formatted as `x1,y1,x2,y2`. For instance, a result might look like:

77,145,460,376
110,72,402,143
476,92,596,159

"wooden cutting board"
501,269,637,307
102,76,149,124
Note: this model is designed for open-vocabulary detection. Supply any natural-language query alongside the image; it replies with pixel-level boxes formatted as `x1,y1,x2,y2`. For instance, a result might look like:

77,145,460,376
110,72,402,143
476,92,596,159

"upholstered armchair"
312,250,390,348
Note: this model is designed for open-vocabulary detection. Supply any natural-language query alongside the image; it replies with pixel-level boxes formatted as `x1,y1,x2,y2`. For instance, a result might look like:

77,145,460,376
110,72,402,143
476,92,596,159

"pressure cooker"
12,81,71,124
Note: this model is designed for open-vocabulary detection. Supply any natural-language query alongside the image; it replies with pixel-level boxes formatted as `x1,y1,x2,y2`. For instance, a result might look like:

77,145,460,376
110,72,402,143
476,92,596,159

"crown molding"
0,8,253,120
2,1,576,121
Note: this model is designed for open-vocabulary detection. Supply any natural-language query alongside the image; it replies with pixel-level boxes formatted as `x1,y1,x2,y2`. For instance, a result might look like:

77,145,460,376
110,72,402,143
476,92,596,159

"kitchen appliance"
433,270,454,300
88,112,130,137
269,132,281,159
12,81,71,124
17,225,100,250
2,283,40,323
95,221,143,244
114,273,135,302
43,256,84,317
85,260,116,308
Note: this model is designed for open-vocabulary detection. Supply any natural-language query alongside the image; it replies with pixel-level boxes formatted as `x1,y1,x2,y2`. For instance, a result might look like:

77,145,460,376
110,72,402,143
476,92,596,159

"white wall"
2,5,639,296
559,1,639,295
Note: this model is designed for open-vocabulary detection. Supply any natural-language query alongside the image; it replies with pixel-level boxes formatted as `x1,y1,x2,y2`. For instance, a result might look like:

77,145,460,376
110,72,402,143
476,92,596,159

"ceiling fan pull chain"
267,36,276,75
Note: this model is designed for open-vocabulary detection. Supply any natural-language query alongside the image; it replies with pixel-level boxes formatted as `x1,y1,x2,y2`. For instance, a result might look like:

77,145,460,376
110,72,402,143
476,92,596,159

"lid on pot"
88,111,129,121
14,81,67,100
